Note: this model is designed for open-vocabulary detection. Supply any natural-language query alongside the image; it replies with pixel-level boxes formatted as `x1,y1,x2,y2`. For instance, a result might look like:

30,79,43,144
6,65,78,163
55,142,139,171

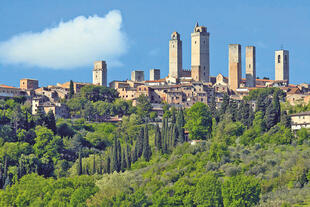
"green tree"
176,109,185,143
46,110,57,134
185,102,213,140
194,172,223,207
69,80,74,98
136,95,152,122
142,125,152,162
222,175,261,207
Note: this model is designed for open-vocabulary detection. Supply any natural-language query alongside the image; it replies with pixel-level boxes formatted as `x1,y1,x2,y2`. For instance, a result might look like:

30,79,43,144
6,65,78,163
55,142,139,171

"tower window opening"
284,55,287,63
249,64,251,68
278,55,281,63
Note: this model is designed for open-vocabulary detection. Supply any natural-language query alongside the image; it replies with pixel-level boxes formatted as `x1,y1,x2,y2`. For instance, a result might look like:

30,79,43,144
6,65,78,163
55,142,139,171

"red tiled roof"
0,84,20,89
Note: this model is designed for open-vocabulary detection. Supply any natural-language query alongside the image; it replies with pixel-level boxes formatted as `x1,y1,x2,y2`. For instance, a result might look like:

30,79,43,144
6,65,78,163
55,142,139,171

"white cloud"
0,10,128,69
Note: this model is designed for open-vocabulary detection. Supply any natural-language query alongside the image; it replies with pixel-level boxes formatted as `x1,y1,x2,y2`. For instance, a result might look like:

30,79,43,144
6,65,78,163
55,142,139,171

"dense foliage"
0,87,310,206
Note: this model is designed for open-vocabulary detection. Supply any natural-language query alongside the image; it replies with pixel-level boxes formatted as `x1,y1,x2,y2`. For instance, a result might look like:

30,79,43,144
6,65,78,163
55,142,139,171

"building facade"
245,46,256,87
20,79,39,90
169,32,182,79
131,70,145,82
275,50,289,83
93,61,107,86
228,44,242,91
191,22,210,82
150,69,160,81
291,111,310,131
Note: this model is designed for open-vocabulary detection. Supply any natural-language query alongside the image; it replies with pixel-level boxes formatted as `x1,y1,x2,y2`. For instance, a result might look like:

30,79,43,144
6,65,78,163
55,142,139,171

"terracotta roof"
145,79,165,83
256,79,273,82
287,87,301,94
0,84,20,90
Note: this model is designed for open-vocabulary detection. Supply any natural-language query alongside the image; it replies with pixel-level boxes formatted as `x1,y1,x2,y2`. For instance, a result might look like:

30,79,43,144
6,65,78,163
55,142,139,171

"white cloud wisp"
0,10,127,69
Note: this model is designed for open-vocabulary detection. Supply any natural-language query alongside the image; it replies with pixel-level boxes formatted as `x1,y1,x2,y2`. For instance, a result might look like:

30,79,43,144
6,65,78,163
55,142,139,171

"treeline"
66,84,137,121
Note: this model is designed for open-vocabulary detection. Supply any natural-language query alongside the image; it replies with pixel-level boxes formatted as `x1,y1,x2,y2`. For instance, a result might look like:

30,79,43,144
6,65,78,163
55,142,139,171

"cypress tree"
142,125,152,161
69,80,74,98
209,94,218,119
172,124,178,147
228,100,238,121
78,150,82,175
176,109,185,143
117,139,122,172
220,93,230,115
99,155,103,174
273,91,281,123
171,107,176,124
106,156,111,174
112,138,119,172
126,144,131,169
92,154,96,175
46,110,57,134
161,118,166,153
265,102,277,130
121,150,127,172
155,124,162,151
137,127,144,158
281,111,291,128
132,145,138,163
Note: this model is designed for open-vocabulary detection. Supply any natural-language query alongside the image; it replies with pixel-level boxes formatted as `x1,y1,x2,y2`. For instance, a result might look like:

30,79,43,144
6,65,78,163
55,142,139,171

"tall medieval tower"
191,22,210,82
275,50,289,83
169,32,182,79
245,46,256,87
93,61,107,87
228,44,241,91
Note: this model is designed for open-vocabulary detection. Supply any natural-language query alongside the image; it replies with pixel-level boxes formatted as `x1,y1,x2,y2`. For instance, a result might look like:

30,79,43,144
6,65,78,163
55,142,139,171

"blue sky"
0,0,309,87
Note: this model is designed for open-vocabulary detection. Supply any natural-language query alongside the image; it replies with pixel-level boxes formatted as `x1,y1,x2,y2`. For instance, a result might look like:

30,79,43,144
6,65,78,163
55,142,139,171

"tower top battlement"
193,22,207,33
171,32,180,40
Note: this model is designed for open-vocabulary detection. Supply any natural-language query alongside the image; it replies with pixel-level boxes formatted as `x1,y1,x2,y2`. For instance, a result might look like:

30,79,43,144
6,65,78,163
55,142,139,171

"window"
278,55,281,63
284,55,287,63
249,64,251,68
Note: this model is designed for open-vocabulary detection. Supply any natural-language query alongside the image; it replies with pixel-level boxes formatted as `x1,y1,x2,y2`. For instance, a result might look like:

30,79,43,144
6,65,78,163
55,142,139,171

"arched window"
278,55,281,63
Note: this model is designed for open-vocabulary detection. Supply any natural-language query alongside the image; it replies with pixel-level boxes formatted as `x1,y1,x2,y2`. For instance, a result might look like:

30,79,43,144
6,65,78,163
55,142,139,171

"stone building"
290,111,310,131
191,22,210,82
57,81,91,93
169,32,183,80
228,44,242,91
0,84,26,98
93,61,107,86
275,50,289,83
150,69,160,81
245,46,256,87
131,70,145,82
20,79,39,90
32,97,69,118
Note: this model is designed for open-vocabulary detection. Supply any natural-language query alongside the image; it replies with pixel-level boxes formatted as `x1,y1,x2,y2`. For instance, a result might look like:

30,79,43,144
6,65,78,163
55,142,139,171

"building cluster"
1,22,310,130
109,23,309,109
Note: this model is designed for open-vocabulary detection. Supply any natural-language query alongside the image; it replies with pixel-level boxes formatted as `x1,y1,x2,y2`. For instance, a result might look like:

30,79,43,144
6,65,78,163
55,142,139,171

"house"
290,111,310,131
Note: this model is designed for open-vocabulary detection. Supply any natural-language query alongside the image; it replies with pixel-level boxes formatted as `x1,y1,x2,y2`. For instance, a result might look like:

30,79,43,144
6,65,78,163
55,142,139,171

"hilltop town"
1,23,309,120
1,21,310,206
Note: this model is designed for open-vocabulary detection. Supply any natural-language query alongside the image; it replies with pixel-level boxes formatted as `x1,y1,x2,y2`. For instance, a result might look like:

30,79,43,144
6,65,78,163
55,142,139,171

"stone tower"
191,22,210,82
131,70,144,82
169,32,182,79
275,50,289,83
245,46,256,87
228,44,241,90
150,69,160,81
93,61,107,86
